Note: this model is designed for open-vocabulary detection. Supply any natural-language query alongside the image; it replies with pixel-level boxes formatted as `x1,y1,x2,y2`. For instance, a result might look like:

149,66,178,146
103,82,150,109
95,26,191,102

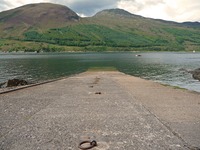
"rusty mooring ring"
78,140,97,150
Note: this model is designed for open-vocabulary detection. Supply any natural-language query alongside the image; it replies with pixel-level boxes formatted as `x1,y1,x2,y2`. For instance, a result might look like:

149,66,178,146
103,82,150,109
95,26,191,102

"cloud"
0,0,50,12
164,0,200,22
49,0,119,16
117,0,200,22
0,0,14,11
0,0,199,22
117,0,165,11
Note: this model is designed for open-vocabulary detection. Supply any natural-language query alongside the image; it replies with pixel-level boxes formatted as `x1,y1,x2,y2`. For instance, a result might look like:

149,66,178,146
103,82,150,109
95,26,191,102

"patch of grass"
22,23,200,51
23,24,151,48
160,83,187,90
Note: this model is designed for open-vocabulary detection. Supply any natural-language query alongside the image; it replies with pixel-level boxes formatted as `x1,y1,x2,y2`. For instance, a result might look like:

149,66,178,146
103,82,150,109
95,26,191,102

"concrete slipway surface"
0,71,200,150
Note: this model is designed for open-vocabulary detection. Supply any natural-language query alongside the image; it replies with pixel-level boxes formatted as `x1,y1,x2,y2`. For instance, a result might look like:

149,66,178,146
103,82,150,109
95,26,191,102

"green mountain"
0,3,79,37
0,3,200,52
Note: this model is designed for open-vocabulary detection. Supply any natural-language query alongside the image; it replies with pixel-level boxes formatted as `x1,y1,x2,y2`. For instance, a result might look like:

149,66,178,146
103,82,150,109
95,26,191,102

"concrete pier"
0,71,200,150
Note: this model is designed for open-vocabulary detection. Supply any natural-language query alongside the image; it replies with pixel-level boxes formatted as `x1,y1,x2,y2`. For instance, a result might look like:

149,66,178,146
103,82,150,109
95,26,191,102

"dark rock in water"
7,79,28,87
0,82,7,88
179,68,188,72
189,68,200,81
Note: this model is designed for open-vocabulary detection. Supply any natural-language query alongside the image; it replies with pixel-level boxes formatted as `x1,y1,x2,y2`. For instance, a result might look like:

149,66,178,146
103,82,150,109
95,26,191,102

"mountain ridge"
94,8,142,18
0,3,79,37
0,3,200,52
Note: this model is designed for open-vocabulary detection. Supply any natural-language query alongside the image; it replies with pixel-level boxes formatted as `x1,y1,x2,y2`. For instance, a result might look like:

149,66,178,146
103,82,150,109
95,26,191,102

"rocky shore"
0,79,28,88
189,68,200,81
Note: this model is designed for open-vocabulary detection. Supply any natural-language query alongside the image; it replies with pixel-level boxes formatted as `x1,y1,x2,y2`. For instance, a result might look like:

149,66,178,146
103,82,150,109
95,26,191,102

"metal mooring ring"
78,140,97,150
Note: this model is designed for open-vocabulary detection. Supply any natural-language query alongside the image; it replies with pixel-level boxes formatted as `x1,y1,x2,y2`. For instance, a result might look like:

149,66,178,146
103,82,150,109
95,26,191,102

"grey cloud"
135,0,164,11
50,0,119,16
145,0,164,6
0,0,13,12
71,0,119,16
127,0,164,11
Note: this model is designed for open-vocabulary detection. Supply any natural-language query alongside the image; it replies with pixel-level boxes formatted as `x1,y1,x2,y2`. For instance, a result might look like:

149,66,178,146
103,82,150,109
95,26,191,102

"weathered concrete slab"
0,71,199,150
114,72,200,149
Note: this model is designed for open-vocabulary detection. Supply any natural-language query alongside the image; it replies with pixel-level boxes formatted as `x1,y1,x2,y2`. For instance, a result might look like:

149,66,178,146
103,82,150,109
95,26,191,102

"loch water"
0,52,199,92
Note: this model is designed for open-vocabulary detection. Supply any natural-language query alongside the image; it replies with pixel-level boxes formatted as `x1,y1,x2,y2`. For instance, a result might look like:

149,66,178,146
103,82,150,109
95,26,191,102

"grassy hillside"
0,5,200,52
0,3,79,38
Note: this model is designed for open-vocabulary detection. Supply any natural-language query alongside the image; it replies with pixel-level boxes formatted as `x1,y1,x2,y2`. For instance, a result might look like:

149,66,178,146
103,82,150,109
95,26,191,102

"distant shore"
0,49,199,53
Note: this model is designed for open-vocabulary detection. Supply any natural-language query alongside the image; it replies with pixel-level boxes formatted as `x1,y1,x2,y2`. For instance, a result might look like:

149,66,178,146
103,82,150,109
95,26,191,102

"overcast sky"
0,0,200,22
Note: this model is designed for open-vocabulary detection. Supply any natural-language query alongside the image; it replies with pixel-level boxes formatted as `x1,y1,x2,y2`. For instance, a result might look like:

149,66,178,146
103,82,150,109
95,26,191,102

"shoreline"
1,50,200,54
1,70,199,95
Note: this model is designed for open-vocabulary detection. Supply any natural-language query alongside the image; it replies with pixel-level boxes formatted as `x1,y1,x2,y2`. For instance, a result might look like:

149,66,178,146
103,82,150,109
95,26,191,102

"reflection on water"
0,52,199,92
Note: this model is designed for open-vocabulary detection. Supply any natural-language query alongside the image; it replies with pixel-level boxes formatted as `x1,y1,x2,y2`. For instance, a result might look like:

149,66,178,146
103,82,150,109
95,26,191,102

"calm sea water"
0,52,200,92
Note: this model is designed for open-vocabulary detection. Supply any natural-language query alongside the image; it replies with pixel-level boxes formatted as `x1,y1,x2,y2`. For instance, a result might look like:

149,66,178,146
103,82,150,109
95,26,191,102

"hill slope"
0,4,200,52
0,3,79,38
